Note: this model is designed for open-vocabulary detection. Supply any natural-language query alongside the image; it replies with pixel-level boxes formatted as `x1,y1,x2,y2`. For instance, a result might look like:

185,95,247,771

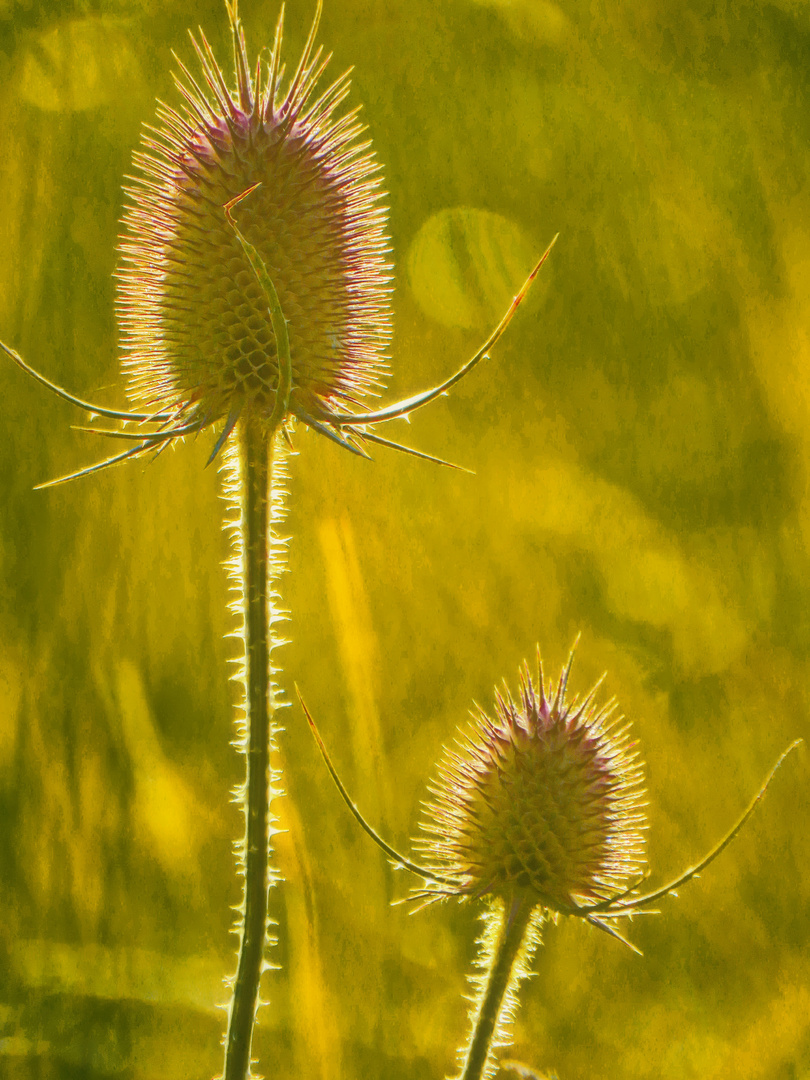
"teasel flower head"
299,642,798,956
1,0,557,485
117,0,391,435
415,646,648,915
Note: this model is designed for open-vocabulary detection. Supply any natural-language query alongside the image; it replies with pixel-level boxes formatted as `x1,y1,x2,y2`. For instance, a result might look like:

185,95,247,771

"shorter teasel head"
416,648,647,914
301,641,797,949
117,0,391,429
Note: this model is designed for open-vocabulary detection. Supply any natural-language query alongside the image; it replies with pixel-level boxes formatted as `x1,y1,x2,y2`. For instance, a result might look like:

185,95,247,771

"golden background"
0,0,808,1077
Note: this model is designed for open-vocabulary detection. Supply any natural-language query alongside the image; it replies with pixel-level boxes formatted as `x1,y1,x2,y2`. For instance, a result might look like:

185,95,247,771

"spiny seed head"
116,1,392,428
417,648,647,912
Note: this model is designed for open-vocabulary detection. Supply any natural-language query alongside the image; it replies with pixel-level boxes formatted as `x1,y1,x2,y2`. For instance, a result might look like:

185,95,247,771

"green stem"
220,188,294,1080
223,417,281,1080
460,894,538,1080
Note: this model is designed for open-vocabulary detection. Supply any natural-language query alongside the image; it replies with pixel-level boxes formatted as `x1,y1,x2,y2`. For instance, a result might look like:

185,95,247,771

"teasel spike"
0,240,557,481
226,1,253,115
300,648,798,924
158,98,199,139
555,638,577,706
153,98,194,135
300,69,353,129
263,5,285,118
283,0,323,114
311,112,364,156
253,52,264,120
191,28,239,120
298,49,332,112
170,58,220,127
298,680,648,910
141,122,187,160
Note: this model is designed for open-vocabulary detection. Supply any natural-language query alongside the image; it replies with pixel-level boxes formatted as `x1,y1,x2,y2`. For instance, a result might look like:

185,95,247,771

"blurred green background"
1,0,808,1077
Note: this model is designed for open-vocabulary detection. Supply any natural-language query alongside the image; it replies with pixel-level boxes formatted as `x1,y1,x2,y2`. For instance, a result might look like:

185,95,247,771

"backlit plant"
301,646,799,1080
1,2,800,1079
0,2,553,1077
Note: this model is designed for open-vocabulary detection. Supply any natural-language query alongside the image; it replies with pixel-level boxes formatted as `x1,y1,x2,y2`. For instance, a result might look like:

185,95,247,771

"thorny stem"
223,417,284,1080
223,188,292,1080
460,894,539,1080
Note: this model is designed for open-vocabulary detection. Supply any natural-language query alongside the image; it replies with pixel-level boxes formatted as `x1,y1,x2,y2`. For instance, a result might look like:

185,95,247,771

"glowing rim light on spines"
117,0,392,432
297,671,801,948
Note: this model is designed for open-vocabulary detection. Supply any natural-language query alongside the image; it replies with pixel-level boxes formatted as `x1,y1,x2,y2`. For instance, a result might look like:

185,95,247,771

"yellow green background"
0,0,808,1077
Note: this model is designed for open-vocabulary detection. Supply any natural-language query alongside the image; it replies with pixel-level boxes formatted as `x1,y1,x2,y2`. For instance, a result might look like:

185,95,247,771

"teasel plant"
299,644,800,1080
0,2,556,1077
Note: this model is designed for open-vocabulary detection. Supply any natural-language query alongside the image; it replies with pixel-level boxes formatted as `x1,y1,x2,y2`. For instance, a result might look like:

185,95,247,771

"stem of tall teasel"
221,420,287,1080
221,187,294,1080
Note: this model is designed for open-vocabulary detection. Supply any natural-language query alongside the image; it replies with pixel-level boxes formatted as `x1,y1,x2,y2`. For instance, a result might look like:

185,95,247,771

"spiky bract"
117,2,391,431
418,650,647,912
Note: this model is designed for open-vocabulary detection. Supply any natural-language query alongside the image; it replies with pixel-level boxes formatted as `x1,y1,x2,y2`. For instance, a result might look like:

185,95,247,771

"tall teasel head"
116,0,391,432
415,647,648,914
1,0,557,485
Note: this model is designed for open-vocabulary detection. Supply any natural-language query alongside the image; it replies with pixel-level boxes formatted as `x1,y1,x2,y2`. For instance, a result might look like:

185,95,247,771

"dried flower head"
416,647,647,913
117,0,391,432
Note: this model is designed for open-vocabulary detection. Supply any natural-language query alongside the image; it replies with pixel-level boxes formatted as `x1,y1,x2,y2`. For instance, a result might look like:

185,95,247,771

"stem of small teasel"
460,895,540,1080
222,417,286,1080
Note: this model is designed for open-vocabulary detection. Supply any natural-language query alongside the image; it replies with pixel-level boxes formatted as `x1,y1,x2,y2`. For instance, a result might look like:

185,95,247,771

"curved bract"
0,233,553,486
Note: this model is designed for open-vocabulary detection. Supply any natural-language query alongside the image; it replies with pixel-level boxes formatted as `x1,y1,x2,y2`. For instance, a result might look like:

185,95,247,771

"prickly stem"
215,184,302,1080
459,895,540,1080
221,417,287,1080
